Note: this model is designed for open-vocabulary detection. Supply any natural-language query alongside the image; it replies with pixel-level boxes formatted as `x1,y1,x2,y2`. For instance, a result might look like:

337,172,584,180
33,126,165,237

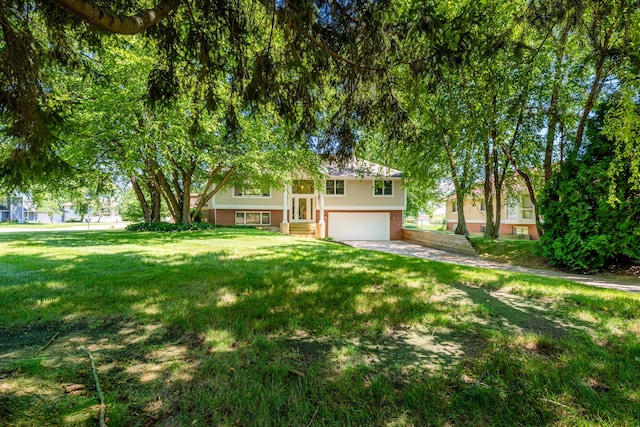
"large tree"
65,39,321,224
1,0,507,189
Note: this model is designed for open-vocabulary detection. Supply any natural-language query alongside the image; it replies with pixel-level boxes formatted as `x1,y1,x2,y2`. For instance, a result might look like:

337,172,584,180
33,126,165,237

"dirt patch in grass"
283,324,485,374
0,318,203,426
279,283,590,377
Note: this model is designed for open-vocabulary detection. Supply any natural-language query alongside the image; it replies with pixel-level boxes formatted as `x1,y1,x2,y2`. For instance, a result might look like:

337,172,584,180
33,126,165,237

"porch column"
280,185,289,234
316,191,326,238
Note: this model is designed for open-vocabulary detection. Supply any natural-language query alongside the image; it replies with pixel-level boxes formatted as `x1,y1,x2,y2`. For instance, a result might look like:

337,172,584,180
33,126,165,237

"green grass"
403,219,446,232
0,221,123,229
1,229,639,426
470,237,550,269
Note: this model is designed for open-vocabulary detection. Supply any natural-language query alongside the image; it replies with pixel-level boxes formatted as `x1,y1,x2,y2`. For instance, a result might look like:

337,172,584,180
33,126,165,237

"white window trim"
373,179,394,197
232,187,272,199
235,211,271,226
325,179,346,197
451,200,458,212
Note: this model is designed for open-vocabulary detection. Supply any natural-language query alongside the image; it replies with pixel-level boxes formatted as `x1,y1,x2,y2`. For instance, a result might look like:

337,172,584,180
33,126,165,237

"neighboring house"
0,195,82,223
446,190,539,240
203,159,406,240
0,195,24,222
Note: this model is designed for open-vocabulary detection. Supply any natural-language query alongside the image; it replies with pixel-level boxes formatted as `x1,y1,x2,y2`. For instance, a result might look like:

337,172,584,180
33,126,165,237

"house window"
513,226,528,236
451,201,457,212
292,180,314,194
325,179,345,195
235,211,271,226
234,187,270,198
505,195,519,219
522,196,534,219
373,180,393,196
480,200,486,212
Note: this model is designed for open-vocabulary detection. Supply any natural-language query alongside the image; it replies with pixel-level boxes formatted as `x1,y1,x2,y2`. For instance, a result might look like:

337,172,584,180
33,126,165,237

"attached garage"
327,212,390,241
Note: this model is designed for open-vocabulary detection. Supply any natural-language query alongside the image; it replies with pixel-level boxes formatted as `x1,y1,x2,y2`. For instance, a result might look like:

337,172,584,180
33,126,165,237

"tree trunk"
150,183,162,222
573,27,612,158
180,173,192,225
191,165,237,221
442,136,469,236
492,148,503,240
483,138,495,239
144,178,163,223
53,0,180,35
499,142,544,237
544,25,570,184
153,166,180,222
454,191,469,235
130,174,152,222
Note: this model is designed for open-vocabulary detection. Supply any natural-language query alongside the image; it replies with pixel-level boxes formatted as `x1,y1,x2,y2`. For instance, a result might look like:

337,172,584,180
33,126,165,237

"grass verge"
470,237,549,269
1,228,639,426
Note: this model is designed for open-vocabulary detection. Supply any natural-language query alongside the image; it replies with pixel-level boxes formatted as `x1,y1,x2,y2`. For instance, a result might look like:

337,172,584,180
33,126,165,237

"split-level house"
446,189,539,240
202,159,406,240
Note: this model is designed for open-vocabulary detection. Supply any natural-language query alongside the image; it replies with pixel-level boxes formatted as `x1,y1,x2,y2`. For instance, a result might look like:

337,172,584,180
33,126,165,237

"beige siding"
324,179,405,209
446,194,536,225
211,187,284,209
211,179,405,211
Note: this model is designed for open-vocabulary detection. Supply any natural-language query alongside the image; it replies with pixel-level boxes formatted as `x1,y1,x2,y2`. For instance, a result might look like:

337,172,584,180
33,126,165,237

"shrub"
126,222,216,232
539,105,640,272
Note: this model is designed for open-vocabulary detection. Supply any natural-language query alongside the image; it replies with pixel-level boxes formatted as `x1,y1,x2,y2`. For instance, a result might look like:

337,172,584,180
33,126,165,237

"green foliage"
603,82,640,195
118,188,145,222
125,222,215,232
540,104,640,271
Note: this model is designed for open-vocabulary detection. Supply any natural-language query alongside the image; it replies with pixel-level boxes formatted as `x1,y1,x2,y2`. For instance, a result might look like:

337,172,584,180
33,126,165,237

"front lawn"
1,229,638,426
470,237,549,269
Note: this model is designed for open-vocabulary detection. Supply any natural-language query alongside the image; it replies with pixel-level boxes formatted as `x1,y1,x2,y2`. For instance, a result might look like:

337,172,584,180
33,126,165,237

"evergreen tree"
540,101,640,271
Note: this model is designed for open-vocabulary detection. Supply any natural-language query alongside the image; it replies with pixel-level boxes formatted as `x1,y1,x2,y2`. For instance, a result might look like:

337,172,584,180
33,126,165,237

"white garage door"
328,212,390,241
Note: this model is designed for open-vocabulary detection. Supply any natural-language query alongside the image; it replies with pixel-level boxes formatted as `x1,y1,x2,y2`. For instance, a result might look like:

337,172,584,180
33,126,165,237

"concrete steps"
289,222,316,237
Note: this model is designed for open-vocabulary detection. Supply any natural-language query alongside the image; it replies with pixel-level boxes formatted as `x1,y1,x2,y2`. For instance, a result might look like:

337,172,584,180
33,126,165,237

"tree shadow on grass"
1,232,639,425
449,282,570,339
0,227,271,248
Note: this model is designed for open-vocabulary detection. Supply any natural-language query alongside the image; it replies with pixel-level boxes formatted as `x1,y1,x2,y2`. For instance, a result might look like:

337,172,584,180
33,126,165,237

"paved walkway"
344,240,640,293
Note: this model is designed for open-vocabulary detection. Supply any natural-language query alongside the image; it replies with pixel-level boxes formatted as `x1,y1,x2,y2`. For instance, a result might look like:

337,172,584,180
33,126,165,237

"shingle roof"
323,158,402,178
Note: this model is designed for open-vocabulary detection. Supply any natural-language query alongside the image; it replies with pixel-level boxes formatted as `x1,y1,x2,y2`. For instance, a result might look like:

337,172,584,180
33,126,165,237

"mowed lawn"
0,229,638,426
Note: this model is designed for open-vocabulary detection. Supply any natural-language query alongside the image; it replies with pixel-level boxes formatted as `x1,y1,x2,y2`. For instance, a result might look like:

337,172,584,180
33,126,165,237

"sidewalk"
344,240,640,293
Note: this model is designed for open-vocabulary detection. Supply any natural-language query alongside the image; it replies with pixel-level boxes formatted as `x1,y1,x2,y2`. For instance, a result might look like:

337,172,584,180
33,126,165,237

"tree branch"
53,0,180,35
276,9,388,72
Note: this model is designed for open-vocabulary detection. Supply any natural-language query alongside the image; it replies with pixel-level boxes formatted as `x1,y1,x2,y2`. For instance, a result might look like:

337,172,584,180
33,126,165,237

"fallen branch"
306,405,320,427
35,332,59,354
82,348,106,427
541,397,573,410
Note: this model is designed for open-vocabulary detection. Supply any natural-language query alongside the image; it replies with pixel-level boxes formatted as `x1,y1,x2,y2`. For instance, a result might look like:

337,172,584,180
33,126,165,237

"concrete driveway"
343,240,640,293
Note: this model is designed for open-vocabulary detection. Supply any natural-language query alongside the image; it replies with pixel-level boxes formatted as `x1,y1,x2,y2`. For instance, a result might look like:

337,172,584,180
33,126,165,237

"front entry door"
291,196,315,222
